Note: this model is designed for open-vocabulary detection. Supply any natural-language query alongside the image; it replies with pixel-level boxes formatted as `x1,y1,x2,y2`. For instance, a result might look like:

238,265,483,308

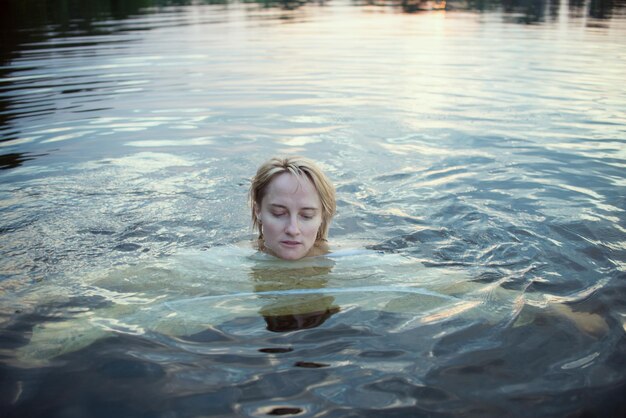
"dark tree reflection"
502,0,547,23
352,0,625,20
0,153,44,170
568,0,587,18
589,0,626,18
1,0,624,56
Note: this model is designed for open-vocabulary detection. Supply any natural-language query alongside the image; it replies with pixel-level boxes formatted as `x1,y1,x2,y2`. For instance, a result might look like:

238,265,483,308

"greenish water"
1,0,625,416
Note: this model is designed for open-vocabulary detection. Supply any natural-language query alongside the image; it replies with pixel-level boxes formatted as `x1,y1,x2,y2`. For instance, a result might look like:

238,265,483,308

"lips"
280,240,302,246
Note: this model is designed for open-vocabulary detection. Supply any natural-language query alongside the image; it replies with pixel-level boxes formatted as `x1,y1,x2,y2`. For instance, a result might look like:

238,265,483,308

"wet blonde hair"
250,156,336,241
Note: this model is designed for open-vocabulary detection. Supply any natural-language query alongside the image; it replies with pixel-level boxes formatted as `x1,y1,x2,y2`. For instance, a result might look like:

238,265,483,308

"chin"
276,251,307,261
275,246,311,261
263,241,312,261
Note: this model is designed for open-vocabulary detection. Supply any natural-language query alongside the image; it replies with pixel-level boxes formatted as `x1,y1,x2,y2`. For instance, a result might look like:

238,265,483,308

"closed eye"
300,211,317,219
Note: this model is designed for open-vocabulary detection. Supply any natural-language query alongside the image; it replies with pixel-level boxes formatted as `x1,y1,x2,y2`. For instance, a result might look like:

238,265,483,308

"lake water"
1,0,626,416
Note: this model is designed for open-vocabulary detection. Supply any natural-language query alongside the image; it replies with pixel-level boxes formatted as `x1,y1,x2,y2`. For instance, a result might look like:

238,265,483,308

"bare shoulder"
307,240,330,257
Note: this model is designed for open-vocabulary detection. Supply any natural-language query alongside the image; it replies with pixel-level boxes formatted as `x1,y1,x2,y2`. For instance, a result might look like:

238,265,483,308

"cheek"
261,215,288,236
305,219,323,236
262,217,281,232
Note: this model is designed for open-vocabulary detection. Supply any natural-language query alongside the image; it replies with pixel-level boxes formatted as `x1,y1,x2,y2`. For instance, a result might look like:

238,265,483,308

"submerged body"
6,244,607,366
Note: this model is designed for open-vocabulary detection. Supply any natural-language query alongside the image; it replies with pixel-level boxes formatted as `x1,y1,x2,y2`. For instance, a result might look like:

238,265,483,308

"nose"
285,216,301,236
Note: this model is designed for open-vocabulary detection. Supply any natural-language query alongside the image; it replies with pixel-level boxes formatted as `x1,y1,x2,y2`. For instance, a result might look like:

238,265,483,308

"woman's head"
250,156,336,260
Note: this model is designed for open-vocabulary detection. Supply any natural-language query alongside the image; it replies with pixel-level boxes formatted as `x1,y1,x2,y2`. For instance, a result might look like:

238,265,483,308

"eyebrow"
269,204,319,211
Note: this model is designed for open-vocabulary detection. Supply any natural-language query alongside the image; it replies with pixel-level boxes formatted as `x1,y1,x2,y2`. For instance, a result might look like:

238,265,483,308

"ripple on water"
1,1,626,417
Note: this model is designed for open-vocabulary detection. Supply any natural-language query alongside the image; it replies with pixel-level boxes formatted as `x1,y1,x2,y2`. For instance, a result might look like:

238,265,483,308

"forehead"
263,172,320,207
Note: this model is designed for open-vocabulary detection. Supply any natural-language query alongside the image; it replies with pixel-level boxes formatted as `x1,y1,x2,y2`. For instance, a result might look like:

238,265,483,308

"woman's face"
255,172,323,260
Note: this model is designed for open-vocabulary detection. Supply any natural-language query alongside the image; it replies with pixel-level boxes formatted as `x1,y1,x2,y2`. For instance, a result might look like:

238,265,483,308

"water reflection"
366,0,447,13
250,264,340,332
589,0,626,18
356,0,625,18
0,152,44,170
0,0,624,166
0,0,623,54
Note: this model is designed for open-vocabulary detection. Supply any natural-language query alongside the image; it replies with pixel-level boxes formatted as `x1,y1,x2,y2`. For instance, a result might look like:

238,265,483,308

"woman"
250,156,336,260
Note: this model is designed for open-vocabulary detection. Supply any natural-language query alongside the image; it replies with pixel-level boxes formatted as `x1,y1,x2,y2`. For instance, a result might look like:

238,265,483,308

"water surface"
1,0,625,416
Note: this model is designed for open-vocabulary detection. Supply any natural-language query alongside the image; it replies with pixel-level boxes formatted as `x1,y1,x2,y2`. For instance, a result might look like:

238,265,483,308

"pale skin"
254,172,328,260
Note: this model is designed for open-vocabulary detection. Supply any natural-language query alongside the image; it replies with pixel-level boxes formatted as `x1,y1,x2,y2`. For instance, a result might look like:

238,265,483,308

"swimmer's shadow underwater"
178,263,341,340
176,264,341,363
251,264,341,333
